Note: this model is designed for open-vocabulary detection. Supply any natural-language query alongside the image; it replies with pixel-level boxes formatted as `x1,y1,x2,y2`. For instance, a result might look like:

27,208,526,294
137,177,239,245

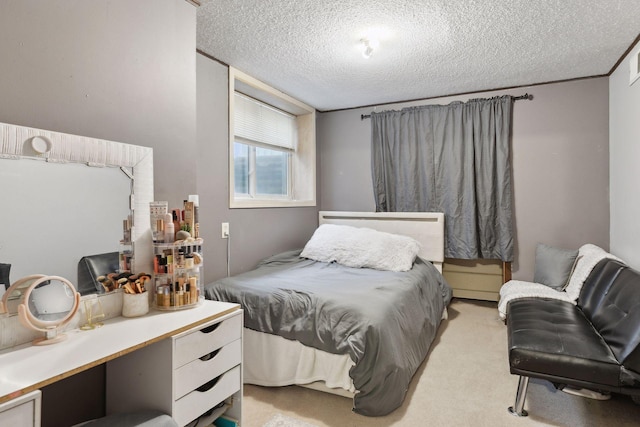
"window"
229,68,316,208
233,144,290,197
233,93,294,199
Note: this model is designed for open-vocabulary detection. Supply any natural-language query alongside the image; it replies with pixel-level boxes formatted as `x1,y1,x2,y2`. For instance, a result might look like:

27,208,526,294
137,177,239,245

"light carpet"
262,413,319,427
242,298,640,426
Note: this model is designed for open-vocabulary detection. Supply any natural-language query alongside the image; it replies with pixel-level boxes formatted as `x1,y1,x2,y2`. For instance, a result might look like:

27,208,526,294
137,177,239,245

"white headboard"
318,211,445,272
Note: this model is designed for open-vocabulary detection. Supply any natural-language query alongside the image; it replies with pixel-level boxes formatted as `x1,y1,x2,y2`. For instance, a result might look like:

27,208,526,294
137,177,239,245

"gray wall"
0,0,197,211
318,78,610,281
0,2,196,425
0,1,617,291
196,54,319,281
610,40,640,269
0,1,318,287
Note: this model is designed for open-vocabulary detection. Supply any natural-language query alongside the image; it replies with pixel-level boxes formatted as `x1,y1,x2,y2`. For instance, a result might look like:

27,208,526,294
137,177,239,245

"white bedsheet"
243,328,356,394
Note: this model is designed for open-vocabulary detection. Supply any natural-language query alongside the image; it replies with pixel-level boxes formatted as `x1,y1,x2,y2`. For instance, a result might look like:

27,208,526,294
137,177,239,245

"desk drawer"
0,390,41,427
174,314,241,368
173,365,240,427
174,339,241,399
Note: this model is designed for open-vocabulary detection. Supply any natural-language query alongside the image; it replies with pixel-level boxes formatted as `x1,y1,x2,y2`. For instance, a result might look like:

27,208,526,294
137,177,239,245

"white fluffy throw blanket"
498,244,622,320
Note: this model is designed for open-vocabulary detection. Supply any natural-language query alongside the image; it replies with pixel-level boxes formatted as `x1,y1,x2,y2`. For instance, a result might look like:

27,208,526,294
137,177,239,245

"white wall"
318,78,610,281
610,40,640,269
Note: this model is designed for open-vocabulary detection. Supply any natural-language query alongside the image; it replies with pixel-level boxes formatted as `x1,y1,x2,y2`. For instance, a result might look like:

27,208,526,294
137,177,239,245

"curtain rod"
360,93,533,120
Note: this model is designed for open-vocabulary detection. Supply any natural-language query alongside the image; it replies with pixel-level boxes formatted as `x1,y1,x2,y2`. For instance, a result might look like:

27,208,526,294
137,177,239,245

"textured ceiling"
197,0,640,111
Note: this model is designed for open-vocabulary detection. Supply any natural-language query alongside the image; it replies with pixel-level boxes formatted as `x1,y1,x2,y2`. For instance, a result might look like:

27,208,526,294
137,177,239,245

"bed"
204,211,452,416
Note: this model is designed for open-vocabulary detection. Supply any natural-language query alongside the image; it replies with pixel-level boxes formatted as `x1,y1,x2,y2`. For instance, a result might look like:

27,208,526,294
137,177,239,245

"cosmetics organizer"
152,238,204,310
118,241,133,274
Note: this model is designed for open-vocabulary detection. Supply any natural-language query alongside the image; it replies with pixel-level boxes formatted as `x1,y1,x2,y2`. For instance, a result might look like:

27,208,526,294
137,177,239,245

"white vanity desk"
0,300,243,426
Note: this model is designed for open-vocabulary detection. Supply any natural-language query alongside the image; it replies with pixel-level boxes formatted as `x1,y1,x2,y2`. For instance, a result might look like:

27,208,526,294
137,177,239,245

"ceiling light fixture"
360,38,377,59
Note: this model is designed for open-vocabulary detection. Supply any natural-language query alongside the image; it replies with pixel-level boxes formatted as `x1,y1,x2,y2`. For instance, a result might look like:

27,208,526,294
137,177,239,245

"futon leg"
508,376,530,417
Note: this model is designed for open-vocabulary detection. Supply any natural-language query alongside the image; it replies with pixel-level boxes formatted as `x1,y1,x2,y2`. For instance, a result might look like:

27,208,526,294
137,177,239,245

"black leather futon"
506,258,640,416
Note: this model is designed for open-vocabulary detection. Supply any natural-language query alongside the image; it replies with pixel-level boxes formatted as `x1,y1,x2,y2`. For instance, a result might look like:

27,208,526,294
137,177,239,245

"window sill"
230,198,316,209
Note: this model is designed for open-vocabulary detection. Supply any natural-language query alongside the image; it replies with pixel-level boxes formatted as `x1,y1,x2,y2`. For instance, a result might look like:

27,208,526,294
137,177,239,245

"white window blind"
234,92,296,150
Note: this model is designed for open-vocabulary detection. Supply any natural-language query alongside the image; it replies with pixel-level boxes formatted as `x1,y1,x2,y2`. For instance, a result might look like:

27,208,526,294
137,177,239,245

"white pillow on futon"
300,224,421,272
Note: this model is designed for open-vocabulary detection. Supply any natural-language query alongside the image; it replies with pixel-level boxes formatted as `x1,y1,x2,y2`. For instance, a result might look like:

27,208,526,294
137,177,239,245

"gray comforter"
204,250,452,416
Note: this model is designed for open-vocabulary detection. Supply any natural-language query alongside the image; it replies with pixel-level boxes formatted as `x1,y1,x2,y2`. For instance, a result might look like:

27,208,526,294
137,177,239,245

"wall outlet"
221,222,229,239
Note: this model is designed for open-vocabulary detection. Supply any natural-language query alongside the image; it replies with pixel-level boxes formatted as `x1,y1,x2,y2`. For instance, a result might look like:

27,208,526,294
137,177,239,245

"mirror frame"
1,274,81,345
0,121,154,280
6,275,81,345
0,274,46,315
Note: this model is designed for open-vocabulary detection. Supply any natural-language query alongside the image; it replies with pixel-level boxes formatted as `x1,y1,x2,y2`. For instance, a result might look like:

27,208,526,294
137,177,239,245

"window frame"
233,138,293,200
229,67,316,208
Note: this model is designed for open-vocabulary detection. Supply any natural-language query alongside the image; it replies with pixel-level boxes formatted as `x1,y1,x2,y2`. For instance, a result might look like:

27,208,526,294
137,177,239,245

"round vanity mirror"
1,275,80,345
1,274,45,315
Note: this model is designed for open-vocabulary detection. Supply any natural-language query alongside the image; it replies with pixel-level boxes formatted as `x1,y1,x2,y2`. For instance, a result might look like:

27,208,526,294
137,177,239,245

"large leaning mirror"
0,122,153,297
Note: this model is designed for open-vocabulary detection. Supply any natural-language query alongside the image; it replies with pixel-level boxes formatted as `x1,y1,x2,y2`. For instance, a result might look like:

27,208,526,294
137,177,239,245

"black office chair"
76,252,120,295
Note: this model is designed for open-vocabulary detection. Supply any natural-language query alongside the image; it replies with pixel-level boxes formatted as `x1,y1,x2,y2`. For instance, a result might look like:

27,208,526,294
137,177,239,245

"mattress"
205,249,452,416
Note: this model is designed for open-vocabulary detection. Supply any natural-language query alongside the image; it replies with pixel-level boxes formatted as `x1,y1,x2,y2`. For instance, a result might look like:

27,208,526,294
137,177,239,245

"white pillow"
300,224,421,272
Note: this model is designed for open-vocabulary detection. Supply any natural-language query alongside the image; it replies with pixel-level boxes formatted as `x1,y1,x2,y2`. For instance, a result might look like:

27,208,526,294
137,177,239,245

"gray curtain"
371,95,513,261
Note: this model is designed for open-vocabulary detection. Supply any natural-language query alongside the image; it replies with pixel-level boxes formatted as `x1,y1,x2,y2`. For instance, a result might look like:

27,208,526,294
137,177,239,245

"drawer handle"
199,348,220,361
196,374,222,392
200,323,221,334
